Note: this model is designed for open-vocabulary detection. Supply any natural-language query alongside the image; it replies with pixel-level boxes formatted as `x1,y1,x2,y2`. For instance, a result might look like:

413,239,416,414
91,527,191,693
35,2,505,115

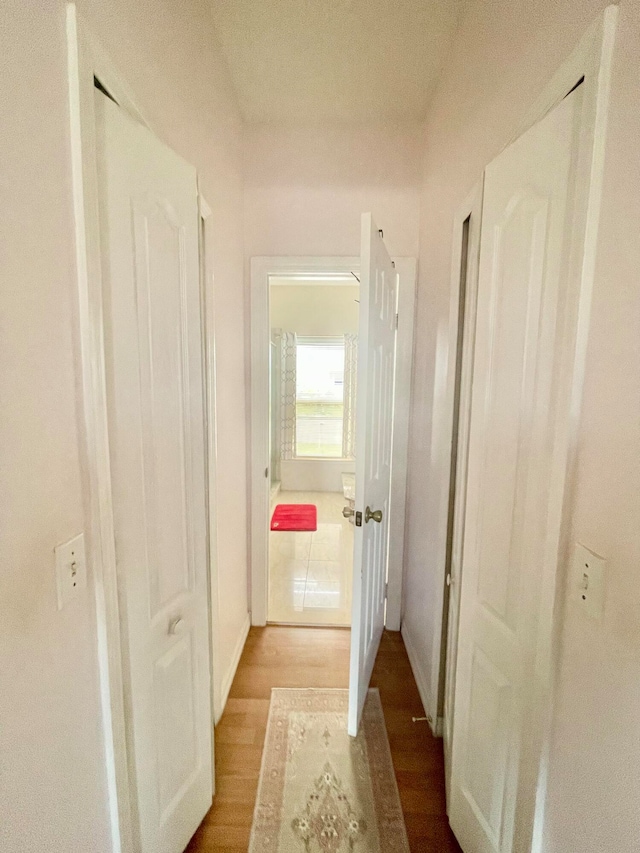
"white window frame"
250,256,417,629
293,335,353,461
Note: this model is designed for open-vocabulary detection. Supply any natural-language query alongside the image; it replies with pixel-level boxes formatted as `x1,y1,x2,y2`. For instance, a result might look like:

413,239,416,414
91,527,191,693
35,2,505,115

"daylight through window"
295,338,345,458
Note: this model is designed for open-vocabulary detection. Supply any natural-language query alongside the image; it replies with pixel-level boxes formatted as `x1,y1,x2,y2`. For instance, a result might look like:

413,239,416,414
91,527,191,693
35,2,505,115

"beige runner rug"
249,688,410,852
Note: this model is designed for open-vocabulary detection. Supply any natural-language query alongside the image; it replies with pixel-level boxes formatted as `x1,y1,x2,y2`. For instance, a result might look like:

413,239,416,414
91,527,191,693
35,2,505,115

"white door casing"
348,215,397,736
449,88,583,853
95,90,212,853
443,182,484,802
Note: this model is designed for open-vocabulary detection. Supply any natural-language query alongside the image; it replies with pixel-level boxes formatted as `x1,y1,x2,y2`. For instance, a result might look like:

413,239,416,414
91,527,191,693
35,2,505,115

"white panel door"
348,214,397,737
449,87,582,853
95,90,212,853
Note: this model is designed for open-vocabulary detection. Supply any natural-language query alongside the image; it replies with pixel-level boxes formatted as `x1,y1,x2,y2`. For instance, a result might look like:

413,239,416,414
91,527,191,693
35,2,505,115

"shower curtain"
275,330,297,460
342,333,358,460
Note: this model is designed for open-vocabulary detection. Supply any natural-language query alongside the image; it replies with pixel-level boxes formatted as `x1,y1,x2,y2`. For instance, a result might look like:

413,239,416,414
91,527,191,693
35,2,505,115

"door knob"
342,506,355,518
169,617,185,635
365,506,383,524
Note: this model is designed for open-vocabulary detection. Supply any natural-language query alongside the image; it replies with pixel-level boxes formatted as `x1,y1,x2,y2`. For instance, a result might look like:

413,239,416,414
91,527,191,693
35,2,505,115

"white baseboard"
215,612,250,724
401,622,440,737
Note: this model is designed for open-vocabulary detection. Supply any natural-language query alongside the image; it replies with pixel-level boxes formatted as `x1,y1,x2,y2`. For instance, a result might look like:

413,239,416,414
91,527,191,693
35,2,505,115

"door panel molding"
67,9,143,850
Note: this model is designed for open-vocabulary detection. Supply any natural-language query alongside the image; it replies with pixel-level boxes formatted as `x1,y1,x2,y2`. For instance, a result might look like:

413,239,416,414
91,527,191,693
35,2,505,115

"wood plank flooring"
185,626,462,852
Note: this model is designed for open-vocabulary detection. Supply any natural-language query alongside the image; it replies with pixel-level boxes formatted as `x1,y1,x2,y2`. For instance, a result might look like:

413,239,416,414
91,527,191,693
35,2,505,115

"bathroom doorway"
250,255,416,632
268,277,359,625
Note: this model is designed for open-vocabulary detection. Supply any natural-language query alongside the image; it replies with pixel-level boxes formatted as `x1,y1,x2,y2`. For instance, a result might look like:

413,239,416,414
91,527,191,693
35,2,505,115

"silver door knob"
169,617,185,635
342,506,355,518
365,506,383,523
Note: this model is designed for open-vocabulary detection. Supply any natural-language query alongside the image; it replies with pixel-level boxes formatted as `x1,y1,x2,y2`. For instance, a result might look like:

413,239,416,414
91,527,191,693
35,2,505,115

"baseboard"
269,480,281,507
401,622,440,738
215,612,250,724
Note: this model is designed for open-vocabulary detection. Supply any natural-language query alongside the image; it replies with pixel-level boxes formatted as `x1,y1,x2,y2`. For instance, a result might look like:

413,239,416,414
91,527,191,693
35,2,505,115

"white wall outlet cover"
54,533,87,610
572,542,606,621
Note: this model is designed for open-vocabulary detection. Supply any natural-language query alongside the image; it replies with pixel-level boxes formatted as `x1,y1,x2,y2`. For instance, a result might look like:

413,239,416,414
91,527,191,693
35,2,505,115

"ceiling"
209,0,462,124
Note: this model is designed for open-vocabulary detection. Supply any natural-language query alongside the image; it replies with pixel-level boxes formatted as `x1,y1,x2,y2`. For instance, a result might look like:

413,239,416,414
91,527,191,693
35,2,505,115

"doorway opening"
268,275,359,626
250,254,416,634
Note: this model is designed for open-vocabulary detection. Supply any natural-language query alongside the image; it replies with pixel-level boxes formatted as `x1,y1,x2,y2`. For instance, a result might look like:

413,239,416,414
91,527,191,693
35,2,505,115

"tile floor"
268,490,353,626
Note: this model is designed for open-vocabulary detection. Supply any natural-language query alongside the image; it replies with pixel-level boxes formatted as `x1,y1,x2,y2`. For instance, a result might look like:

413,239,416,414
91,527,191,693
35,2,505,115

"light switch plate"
55,533,87,610
572,542,606,620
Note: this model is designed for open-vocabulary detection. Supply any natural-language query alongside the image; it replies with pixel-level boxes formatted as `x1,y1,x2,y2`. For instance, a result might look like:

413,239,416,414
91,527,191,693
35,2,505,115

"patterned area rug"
249,688,410,852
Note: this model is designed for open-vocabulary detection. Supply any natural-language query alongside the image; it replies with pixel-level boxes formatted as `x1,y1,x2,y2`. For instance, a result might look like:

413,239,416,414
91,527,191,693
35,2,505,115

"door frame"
66,7,219,851
250,255,417,628
444,6,618,850
441,180,484,799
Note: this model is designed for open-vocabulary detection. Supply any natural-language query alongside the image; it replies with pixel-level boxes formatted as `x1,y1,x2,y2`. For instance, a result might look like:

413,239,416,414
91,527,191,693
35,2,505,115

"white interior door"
95,89,213,853
348,214,397,736
449,87,582,853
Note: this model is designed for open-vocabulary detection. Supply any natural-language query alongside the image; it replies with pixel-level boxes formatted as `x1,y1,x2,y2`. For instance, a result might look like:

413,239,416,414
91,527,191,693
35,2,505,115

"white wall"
279,460,356,493
270,284,359,336
244,123,423,259
403,1,640,850
1,2,248,850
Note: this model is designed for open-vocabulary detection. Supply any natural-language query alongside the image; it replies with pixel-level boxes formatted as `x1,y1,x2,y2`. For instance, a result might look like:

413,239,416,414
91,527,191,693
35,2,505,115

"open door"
95,89,213,853
348,214,397,736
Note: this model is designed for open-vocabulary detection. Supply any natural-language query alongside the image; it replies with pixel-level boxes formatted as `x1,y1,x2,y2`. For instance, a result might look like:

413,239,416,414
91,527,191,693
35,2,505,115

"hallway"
185,627,461,852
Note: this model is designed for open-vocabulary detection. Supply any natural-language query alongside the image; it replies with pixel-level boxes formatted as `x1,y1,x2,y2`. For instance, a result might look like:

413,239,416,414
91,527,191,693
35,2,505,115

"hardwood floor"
185,626,461,852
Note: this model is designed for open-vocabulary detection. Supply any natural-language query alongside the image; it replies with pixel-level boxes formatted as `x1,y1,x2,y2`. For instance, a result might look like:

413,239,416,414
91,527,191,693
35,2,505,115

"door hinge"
395,312,399,329
264,467,269,478
384,582,388,599
355,511,363,527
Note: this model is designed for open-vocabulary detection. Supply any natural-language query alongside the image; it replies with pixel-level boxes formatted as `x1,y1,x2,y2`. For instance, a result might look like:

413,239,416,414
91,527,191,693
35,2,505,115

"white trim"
528,9,618,848
216,614,251,724
439,181,484,801
67,9,135,851
270,275,356,286
198,192,223,753
67,8,219,849
250,256,416,629
386,257,417,630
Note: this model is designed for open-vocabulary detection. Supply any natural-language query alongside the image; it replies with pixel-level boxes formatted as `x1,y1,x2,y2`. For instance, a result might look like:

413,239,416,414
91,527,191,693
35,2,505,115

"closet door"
449,87,582,853
96,88,212,853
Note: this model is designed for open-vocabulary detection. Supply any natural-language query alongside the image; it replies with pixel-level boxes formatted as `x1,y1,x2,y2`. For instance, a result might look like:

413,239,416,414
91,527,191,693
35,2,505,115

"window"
295,338,345,458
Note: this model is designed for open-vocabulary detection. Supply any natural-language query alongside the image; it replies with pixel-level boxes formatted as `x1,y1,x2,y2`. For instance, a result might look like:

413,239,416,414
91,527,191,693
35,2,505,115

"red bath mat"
270,504,317,532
